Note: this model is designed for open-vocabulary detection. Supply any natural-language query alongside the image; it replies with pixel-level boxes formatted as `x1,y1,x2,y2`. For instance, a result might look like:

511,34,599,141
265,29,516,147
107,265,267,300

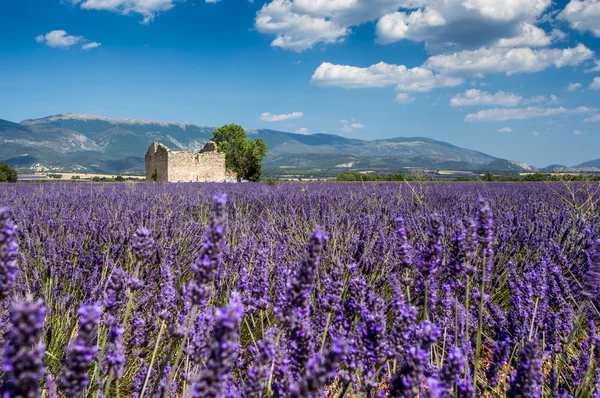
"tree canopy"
211,124,268,182
0,162,17,183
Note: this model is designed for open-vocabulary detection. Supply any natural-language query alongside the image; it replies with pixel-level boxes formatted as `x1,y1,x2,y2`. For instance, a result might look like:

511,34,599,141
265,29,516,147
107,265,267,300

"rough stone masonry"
145,141,237,182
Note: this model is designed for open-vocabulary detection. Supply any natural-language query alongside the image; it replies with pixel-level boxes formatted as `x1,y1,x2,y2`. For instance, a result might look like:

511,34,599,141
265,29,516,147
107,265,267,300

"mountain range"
0,113,593,176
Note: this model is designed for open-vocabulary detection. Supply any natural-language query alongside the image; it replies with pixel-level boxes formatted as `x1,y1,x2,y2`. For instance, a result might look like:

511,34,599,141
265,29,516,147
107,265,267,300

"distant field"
18,173,145,181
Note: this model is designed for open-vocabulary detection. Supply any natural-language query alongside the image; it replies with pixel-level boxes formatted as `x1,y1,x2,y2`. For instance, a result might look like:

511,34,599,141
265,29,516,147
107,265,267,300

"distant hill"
1,113,534,175
575,158,600,170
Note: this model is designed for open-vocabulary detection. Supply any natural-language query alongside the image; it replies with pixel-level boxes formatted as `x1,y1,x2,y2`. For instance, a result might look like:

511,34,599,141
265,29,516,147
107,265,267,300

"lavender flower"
395,217,413,272
583,239,600,300
389,321,440,398
188,193,228,306
58,303,102,396
242,329,276,397
131,227,155,261
45,374,59,398
0,207,18,299
102,324,125,380
104,266,127,315
2,296,46,398
506,340,543,398
192,292,243,397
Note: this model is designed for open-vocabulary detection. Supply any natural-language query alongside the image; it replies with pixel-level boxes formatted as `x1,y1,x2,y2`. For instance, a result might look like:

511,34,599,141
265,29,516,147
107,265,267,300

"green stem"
163,307,197,398
140,320,165,398
473,255,487,391
320,312,333,352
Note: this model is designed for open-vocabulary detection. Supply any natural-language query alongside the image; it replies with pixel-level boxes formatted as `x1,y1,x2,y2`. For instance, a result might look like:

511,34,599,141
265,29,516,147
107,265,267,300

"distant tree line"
0,162,17,183
336,171,600,182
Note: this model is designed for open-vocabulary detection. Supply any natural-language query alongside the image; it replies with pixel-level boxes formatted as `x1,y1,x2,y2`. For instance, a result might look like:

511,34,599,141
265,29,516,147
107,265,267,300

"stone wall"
145,141,237,183
145,142,170,183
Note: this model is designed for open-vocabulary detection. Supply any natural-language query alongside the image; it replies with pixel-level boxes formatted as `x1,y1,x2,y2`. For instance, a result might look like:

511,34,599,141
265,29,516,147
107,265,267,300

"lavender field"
0,182,599,398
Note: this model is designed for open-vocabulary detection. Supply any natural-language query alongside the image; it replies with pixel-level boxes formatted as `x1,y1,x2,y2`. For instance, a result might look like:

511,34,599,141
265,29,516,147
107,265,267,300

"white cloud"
586,60,600,73
311,61,464,103
450,89,547,107
573,129,585,135
465,105,596,121
590,77,600,90
255,0,351,51
498,126,514,133
35,30,85,48
567,82,583,91
81,42,102,50
425,44,594,75
395,93,415,103
559,0,600,37
260,112,304,122
376,8,446,44
584,114,600,122
532,131,541,136
257,0,553,52
340,119,365,133
79,0,179,24
495,23,551,48
295,127,310,134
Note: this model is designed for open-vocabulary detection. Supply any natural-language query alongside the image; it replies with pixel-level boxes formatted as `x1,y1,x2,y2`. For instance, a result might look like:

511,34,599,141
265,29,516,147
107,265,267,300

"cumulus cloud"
295,127,310,134
311,61,463,102
584,114,600,122
567,82,583,91
532,131,541,136
395,93,415,103
573,129,585,135
559,0,600,37
465,105,596,121
81,42,102,50
35,30,85,48
495,23,551,47
425,44,594,75
450,89,548,107
78,0,180,24
498,126,514,133
376,8,446,44
261,112,304,122
586,60,600,73
340,119,365,133
255,0,352,51
590,77,600,90
256,0,553,52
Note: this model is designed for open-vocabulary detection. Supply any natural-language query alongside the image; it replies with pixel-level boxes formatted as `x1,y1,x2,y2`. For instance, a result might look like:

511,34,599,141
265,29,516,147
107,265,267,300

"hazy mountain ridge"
0,113,539,175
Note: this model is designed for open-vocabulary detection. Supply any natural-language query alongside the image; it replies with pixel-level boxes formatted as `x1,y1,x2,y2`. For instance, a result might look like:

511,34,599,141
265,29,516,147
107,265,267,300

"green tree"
483,172,494,182
211,124,268,182
0,162,17,183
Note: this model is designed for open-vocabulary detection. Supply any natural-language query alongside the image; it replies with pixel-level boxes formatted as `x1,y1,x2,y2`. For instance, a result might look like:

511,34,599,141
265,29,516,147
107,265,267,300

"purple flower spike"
0,207,18,299
3,296,46,398
192,292,244,397
507,340,543,398
58,303,102,396
132,227,155,260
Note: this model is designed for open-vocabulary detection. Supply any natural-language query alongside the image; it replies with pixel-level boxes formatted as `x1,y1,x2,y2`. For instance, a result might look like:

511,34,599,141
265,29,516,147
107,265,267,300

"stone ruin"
145,141,237,183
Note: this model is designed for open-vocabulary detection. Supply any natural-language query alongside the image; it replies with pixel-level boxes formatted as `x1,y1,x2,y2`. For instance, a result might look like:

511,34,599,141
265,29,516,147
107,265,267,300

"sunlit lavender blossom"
102,324,125,380
58,303,102,396
0,207,18,299
192,292,243,397
2,296,46,398
131,227,155,261
507,340,543,398
188,193,228,306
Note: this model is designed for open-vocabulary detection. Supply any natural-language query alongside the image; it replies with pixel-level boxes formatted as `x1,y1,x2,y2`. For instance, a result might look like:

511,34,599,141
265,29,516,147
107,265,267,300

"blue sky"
0,0,599,167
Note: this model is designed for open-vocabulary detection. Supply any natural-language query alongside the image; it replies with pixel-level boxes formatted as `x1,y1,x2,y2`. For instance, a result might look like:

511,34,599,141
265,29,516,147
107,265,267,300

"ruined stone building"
145,141,237,183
